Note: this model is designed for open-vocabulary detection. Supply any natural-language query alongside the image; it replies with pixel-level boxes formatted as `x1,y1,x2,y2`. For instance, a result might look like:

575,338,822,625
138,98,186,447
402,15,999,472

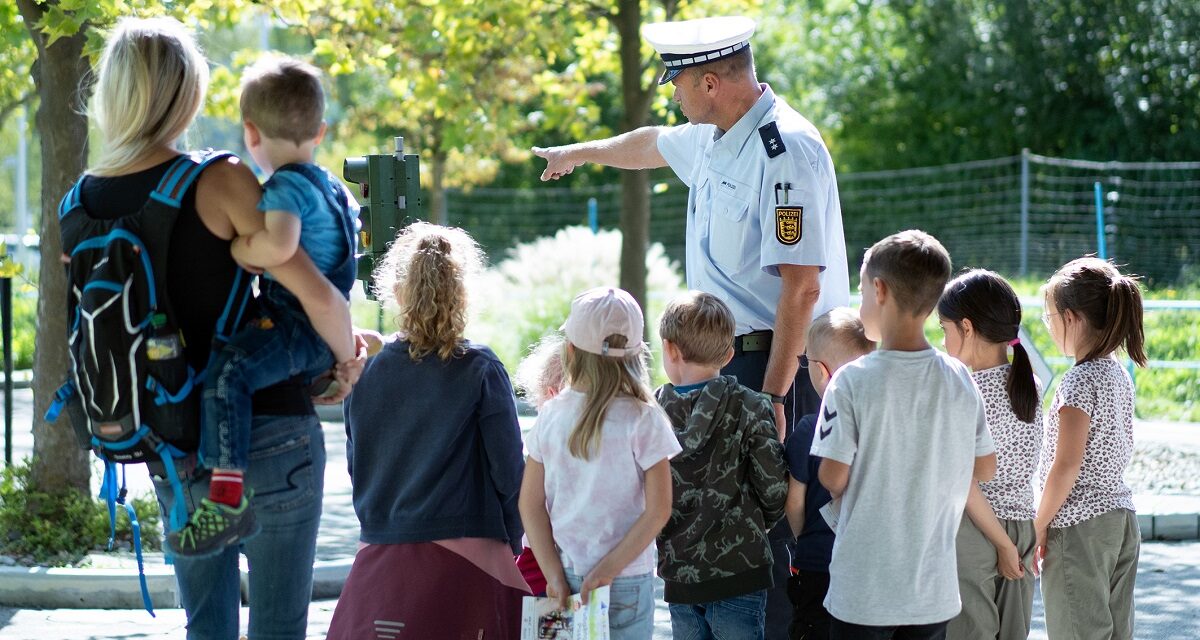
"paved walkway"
3,389,1200,638
2,542,1199,638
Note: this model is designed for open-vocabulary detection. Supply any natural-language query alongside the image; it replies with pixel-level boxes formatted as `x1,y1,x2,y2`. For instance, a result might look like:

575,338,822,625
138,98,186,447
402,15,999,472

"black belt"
733,330,773,354
252,375,315,416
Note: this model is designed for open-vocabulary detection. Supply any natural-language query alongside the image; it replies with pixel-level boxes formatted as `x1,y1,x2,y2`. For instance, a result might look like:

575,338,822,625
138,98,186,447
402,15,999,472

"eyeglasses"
1041,311,1059,328
799,354,825,370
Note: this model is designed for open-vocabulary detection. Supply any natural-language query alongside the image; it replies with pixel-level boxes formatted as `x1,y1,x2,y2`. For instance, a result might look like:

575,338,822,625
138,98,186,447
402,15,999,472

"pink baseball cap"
562,286,645,357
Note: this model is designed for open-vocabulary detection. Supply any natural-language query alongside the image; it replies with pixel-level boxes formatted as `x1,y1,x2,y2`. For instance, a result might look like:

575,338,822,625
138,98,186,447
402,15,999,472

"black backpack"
46,150,252,614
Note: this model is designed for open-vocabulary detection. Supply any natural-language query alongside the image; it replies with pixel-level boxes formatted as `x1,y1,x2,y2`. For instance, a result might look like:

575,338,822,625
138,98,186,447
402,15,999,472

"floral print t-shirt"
1040,357,1136,528
974,365,1042,521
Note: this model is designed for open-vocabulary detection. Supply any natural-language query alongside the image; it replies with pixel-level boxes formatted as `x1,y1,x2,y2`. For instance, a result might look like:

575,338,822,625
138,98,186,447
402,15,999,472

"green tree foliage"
757,0,1200,171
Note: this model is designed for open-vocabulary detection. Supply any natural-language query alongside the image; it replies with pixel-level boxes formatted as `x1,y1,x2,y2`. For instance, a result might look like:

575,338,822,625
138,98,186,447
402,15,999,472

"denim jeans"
564,569,655,640
201,285,332,471
155,413,326,639
671,589,768,640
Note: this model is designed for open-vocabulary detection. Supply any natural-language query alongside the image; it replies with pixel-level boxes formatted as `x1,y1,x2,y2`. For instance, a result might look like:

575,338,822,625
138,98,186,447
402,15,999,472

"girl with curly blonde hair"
329,222,529,639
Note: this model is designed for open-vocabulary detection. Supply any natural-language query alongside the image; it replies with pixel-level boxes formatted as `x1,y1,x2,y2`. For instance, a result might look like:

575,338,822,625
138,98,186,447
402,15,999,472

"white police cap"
641,16,756,85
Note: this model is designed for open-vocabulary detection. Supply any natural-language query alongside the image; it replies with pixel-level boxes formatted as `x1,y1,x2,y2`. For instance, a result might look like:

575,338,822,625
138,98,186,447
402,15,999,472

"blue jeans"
671,590,768,640
201,285,332,471
155,413,326,639
564,569,655,640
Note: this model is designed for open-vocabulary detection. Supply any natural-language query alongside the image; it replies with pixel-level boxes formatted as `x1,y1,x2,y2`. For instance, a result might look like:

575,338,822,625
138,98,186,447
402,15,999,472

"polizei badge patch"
776,206,802,245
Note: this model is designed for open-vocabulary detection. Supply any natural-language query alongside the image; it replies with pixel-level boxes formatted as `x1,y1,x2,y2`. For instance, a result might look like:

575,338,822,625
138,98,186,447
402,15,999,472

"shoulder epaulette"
758,121,787,158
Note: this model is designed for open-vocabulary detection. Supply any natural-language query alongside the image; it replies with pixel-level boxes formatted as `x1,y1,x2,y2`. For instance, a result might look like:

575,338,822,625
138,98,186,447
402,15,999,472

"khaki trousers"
1041,509,1140,640
947,515,1036,640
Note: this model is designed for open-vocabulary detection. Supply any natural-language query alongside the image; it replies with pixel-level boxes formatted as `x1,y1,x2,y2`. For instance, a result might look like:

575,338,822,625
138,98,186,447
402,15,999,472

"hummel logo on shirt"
819,406,837,439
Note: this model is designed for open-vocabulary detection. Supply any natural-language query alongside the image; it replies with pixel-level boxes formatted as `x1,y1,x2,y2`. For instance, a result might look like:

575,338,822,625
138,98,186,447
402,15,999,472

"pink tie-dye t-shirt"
525,388,682,577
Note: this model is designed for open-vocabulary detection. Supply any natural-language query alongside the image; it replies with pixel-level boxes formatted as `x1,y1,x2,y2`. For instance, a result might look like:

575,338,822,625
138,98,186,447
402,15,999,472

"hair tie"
1008,338,1021,347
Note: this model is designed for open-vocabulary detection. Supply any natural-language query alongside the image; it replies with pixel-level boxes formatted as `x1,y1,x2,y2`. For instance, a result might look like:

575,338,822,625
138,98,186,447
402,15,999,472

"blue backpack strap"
44,381,76,422
150,150,235,209
213,268,253,344
57,180,84,220
98,461,155,616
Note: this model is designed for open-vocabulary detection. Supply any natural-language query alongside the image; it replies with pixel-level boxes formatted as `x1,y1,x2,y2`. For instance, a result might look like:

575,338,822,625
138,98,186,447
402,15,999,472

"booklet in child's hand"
520,586,611,640
820,497,841,532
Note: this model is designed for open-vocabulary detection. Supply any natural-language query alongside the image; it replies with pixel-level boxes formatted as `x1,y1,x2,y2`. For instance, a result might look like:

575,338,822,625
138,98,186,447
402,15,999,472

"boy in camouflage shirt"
655,291,789,638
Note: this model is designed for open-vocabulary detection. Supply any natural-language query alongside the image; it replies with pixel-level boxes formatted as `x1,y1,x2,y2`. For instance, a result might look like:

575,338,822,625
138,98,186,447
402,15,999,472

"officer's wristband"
769,394,787,405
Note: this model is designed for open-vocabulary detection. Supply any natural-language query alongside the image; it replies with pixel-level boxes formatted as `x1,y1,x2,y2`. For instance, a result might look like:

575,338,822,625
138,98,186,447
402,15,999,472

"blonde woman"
519,286,682,639
69,17,356,638
327,222,529,639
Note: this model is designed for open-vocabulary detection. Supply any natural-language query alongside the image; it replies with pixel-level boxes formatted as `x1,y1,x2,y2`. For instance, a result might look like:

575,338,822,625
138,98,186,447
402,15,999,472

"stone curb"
0,557,352,609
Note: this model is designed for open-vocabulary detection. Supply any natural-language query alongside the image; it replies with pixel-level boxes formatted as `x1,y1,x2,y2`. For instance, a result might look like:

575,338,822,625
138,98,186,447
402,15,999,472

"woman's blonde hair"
562,334,654,460
88,17,208,176
373,222,483,361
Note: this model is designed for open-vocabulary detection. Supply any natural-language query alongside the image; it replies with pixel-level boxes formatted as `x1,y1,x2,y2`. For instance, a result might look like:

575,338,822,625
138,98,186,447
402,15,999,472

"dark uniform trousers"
722,330,822,640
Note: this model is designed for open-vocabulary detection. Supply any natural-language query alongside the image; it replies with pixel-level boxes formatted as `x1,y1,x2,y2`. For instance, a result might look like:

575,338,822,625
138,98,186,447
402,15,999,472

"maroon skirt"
327,540,530,640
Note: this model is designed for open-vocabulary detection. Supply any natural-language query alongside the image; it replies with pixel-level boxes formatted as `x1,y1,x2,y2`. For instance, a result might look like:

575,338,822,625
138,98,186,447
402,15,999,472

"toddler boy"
785,307,875,640
168,57,359,556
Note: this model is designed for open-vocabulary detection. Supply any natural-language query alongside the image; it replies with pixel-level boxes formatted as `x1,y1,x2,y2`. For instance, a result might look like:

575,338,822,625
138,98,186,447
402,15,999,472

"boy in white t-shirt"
811,230,996,640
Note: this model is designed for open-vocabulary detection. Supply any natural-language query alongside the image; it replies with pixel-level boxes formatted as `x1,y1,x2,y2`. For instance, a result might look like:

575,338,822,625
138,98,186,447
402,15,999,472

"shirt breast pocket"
707,190,751,273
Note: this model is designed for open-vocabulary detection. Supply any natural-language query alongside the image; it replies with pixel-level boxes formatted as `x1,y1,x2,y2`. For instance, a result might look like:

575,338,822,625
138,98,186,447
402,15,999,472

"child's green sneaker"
166,497,260,558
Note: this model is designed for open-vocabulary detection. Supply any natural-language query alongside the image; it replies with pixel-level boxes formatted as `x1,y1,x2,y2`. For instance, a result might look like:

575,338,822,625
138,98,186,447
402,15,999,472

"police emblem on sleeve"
775,206,803,245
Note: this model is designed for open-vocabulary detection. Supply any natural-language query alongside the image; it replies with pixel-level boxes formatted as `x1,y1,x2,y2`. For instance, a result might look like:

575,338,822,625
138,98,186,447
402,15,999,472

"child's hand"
356,329,386,357
579,567,614,605
545,572,571,611
1032,521,1049,577
335,351,366,388
995,541,1025,580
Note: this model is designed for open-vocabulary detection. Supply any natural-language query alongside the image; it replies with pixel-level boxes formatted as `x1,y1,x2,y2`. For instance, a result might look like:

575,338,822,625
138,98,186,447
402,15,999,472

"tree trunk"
613,0,656,322
19,0,92,493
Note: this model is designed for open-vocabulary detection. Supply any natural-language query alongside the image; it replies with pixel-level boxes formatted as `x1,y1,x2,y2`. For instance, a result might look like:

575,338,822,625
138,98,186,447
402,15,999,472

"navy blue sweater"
344,338,525,553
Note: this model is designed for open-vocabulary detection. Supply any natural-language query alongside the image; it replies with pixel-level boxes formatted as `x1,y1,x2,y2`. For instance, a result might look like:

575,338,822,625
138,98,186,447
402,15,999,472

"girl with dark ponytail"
937,269,1043,640
1034,257,1145,640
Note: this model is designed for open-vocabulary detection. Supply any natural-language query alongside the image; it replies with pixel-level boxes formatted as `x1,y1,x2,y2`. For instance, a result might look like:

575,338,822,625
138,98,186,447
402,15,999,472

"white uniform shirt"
657,84,850,334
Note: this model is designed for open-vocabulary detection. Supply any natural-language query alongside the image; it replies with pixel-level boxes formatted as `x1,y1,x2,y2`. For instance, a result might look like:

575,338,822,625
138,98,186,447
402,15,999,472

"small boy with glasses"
785,307,875,640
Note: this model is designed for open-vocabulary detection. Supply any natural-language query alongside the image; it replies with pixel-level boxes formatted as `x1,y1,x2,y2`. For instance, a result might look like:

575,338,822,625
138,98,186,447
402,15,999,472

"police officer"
533,16,850,638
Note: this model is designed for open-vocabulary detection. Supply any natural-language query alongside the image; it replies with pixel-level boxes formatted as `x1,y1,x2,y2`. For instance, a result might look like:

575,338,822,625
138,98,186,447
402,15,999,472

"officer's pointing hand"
532,145,584,182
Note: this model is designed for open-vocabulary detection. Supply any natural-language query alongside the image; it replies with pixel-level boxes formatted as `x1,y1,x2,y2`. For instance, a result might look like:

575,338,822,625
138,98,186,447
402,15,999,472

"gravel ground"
1127,442,1200,494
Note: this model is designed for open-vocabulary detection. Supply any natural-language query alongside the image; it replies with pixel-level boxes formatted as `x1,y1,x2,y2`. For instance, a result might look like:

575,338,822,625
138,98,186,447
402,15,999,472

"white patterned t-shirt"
1039,357,1136,528
973,365,1042,521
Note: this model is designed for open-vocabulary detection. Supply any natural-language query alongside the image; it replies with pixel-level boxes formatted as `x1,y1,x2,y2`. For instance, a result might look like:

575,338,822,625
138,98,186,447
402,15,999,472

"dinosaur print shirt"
654,376,788,604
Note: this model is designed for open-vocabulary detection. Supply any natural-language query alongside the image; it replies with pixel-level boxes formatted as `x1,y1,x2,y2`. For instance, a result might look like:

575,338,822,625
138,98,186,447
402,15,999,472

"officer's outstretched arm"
532,126,667,180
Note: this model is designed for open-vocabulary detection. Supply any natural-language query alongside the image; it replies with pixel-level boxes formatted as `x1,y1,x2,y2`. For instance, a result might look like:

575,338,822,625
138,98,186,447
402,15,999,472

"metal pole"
3,277,12,466
1095,181,1107,260
587,197,598,233
1019,148,1030,276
